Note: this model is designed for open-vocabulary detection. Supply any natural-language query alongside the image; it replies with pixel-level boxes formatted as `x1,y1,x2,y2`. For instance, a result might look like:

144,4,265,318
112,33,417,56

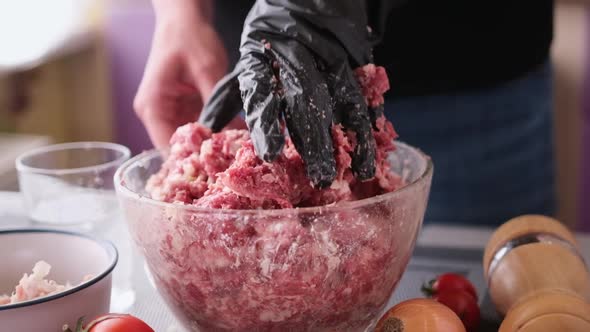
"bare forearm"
152,0,213,23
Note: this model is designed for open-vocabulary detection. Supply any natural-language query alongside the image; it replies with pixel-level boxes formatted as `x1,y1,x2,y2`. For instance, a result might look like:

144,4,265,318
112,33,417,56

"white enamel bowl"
0,229,117,332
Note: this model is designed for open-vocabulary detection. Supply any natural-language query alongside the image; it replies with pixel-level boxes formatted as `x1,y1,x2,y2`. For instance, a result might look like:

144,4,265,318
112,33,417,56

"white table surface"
1,190,589,331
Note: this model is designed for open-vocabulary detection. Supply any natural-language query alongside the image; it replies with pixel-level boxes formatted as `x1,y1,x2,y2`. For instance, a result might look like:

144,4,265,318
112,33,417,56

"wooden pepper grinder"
483,215,590,331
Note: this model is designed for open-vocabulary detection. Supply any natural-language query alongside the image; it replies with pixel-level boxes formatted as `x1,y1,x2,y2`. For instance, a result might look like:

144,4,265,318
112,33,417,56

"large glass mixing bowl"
114,142,432,332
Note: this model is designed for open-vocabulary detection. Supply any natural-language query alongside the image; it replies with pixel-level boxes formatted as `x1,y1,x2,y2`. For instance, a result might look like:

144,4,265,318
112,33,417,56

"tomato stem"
421,279,436,297
62,317,84,332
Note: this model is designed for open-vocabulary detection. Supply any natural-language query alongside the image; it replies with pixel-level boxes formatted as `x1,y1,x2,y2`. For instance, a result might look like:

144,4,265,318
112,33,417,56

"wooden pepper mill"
483,215,590,331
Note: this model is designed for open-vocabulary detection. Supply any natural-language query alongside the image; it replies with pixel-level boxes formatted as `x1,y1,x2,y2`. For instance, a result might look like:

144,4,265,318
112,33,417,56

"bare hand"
134,7,230,148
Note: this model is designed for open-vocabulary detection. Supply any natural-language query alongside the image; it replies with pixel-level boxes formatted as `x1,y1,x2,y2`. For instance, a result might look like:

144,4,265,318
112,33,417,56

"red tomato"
86,314,154,332
422,273,478,300
434,290,480,332
64,314,154,332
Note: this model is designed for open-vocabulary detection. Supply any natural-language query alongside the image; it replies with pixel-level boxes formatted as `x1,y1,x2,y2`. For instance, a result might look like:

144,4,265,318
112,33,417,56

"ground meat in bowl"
129,65,422,331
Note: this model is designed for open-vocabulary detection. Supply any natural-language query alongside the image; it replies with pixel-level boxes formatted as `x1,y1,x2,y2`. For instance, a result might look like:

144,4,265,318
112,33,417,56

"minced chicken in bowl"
0,261,92,306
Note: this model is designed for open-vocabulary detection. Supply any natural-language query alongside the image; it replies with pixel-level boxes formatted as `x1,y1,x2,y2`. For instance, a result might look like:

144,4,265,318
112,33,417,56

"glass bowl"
115,142,432,332
15,142,130,228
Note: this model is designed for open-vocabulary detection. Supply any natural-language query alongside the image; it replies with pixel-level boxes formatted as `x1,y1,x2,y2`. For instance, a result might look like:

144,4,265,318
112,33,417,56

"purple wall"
105,4,155,155
580,9,590,232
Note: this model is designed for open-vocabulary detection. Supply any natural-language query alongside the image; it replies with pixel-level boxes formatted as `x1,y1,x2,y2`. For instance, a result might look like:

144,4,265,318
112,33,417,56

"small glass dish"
15,142,130,229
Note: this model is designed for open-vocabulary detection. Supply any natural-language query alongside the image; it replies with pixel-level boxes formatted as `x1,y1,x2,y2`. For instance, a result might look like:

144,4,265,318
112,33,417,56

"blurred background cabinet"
551,0,589,230
0,42,112,143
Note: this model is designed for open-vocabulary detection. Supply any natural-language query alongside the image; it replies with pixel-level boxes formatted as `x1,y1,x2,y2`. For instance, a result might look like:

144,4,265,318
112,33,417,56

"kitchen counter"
1,190,589,331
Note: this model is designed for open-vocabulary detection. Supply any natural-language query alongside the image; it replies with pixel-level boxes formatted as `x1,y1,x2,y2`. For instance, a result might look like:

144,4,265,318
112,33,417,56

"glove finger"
276,41,336,188
238,50,284,162
369,104,384,129
327,62,376,180
199,69,244,132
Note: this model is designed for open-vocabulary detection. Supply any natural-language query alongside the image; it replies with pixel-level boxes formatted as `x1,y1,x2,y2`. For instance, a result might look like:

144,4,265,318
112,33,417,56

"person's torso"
214,0,554,98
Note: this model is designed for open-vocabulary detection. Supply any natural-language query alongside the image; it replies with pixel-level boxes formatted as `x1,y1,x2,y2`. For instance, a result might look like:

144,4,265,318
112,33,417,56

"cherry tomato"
64,314,154,332
422,273,478,300
375,298,466,332
434,290,480,332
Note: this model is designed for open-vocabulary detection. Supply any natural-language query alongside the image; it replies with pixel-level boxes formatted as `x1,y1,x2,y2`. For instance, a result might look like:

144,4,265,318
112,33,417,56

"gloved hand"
199,0,396,188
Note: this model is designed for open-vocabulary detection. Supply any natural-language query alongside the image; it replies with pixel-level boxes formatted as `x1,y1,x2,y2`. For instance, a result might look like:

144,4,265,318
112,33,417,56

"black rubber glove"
199,0,397,188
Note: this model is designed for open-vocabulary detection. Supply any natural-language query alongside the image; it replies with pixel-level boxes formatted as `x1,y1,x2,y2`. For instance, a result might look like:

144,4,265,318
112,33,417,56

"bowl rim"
0,228,118,311
15,141,131,176
114,141,433,216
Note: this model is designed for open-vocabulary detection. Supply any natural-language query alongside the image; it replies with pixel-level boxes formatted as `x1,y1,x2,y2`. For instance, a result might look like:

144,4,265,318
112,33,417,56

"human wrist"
152,0,213,25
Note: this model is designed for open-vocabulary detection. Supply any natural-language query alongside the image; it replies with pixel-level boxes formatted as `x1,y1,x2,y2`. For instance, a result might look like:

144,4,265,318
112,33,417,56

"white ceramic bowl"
0,229,117,332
